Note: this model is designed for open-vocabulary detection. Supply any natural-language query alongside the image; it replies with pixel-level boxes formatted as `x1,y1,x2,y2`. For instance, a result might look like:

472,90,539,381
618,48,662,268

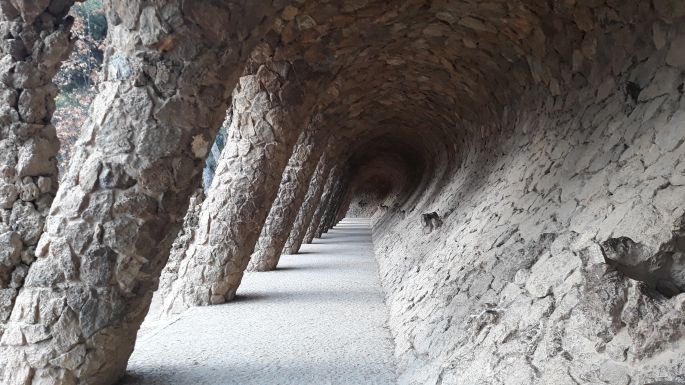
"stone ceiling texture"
1,0,685,384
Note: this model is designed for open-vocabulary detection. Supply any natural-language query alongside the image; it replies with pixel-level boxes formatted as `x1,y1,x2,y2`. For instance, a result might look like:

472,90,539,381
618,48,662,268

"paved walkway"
121,218,397,385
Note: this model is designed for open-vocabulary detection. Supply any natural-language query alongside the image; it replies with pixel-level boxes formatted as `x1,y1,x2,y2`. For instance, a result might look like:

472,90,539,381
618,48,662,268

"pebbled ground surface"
120,218,397,385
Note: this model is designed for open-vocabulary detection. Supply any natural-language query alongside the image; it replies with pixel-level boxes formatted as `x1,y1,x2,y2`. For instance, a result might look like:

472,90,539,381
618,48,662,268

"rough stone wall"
347,180,394,219
372,19,685,385
344,155,416,222
0,0,78,336
347,192,384,218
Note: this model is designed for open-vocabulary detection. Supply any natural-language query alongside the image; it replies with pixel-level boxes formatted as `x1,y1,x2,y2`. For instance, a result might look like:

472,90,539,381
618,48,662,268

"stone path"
121,218,398,385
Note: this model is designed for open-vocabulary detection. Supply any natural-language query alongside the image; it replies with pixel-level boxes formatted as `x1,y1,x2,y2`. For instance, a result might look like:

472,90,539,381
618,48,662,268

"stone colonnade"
247,116,330,272
1,1,282,383
282,151,332,255
1,0,685,385
302,165,341,245
160,56,327,314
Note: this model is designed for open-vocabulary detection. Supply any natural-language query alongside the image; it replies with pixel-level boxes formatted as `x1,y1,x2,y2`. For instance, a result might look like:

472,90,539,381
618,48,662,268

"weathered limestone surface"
247,120,329,271
0,0,79,337
0,1,280,383
161,56,318,314
376,102,685,385
282,151,330,255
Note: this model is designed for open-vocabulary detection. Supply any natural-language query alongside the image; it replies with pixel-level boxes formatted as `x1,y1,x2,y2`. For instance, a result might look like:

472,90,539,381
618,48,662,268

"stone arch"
0,1,684,384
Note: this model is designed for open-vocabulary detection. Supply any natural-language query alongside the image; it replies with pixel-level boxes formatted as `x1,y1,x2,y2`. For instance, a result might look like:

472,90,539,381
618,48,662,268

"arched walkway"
1,2,684,384
121,219,397,385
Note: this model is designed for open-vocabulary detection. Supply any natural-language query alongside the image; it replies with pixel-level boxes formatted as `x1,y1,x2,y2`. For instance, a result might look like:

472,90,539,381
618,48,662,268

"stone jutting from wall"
0,0,79,337
247,116,330,272
369,4,685,385
0,1,283,383
282,150,331,255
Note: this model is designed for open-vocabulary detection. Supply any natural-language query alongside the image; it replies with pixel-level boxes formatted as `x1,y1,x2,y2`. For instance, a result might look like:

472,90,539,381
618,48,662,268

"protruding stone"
9,0,50,24
666,35,685,69
0,230,22,282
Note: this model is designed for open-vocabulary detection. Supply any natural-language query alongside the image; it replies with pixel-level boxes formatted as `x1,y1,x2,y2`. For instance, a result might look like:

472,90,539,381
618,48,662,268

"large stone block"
0,230,22,282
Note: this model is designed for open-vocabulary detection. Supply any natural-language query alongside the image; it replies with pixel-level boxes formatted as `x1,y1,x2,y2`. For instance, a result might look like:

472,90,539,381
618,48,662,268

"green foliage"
56,0,106,93
54,0,106,173
72,0,107,41
203,122,231,188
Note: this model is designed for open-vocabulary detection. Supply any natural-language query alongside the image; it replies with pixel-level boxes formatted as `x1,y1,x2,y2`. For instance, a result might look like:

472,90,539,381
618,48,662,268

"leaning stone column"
303,166,340,244
0,0,79,336
328,177,352,228
247,119,329,272
0,2,279,384
331,182,349,227
334,187,354,224
162,58,318,314
316,171,348,237
157,107,233,305
282,152,331,255
156,188,205,310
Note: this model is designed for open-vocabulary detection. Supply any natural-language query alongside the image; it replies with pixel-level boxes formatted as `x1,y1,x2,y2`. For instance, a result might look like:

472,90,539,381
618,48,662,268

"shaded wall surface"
367,8,685,383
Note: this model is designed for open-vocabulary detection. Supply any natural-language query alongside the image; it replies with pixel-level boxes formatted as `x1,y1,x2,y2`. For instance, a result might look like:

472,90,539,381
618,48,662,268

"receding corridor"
121,219,397,385
1,2,684,384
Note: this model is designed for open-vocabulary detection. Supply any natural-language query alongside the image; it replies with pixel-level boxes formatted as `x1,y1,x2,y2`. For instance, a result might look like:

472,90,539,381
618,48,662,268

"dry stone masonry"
161,56,321,313
282,150,331,255
303,165,340,245
365,4,685,384
1,1,282,383
247,118,329,271
1,0,685,384
0,0,80,338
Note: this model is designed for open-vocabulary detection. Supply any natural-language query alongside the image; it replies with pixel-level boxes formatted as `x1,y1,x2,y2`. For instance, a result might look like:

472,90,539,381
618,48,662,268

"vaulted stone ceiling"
1,0,684,384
